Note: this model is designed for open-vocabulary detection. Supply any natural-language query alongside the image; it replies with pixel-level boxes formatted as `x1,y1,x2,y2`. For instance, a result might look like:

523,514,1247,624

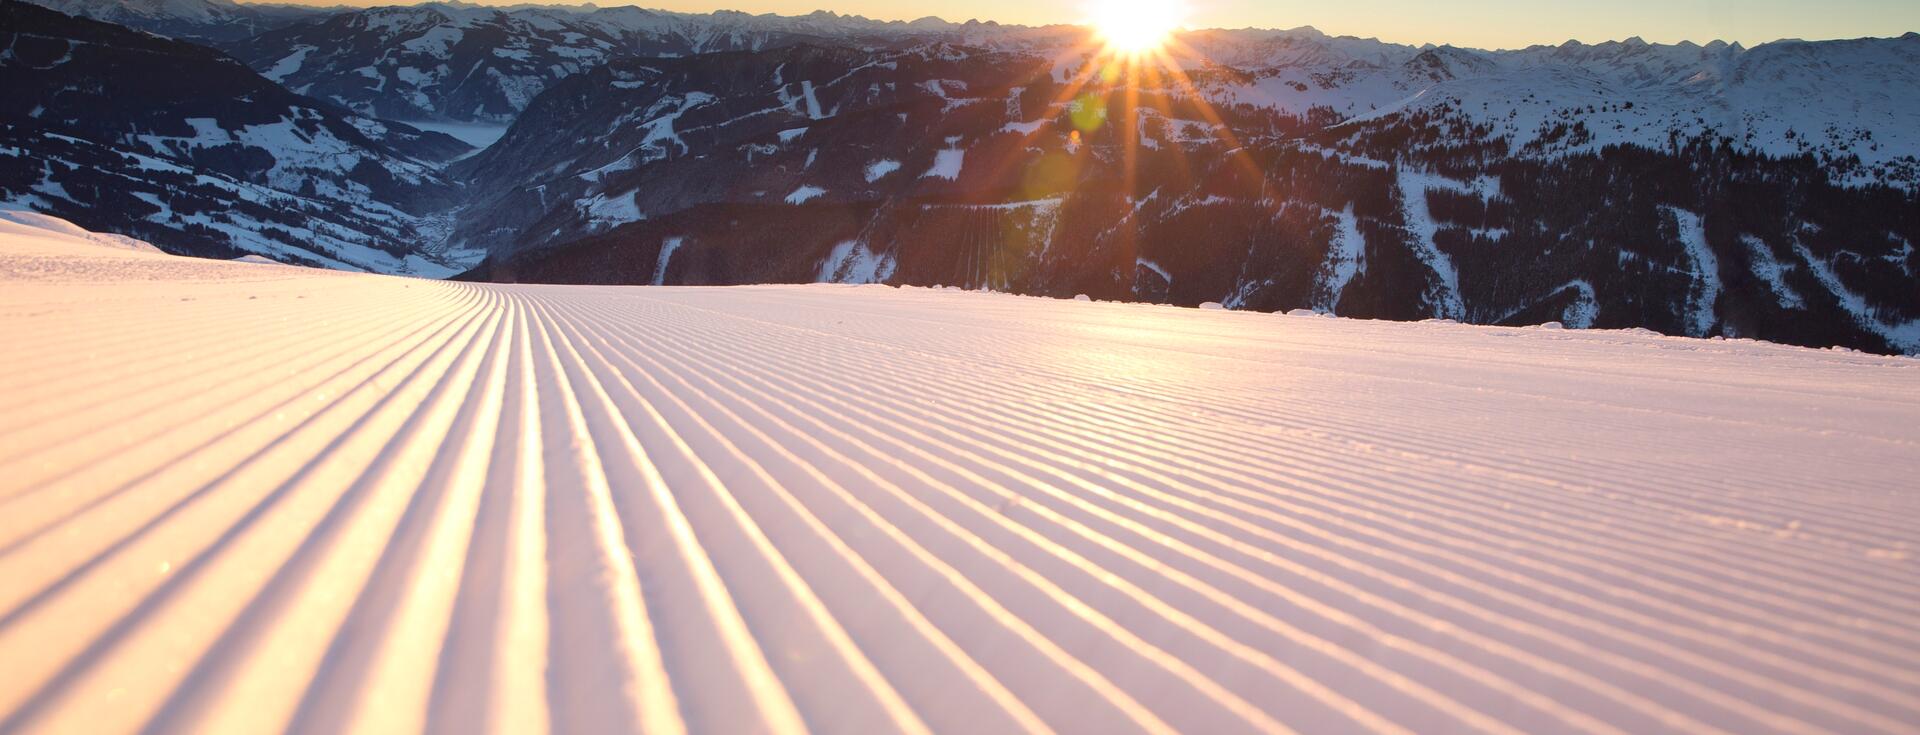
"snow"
652,236,683,286
3,223,1920,734
484,67,544,112
399,25,464,55
130,112,449,226
393,66,442,109
799,80,825,119
1000,119,1048,135
579,190,644,229
183,117,229,144
263,46,314,83
1309,204,1365,313
864,159,901,183
403,121,511,150
1298,144,1392,170
1163,194,1235,219
1741,234,1806,310
0,208,161,253
816,239,895,283
921,148,965,180
1191,32,1920,186
1792,241,1920,353
1664,206,1722,337
1050,48,1087,83
785,186,826,205
1219,277,1270,310
1395,171,1467,320
1135,256,1171,284
1557,279,1601,329
630,93,714,163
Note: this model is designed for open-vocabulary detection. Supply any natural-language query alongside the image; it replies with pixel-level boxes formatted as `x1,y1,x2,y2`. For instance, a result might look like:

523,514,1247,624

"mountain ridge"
219,0,1920,49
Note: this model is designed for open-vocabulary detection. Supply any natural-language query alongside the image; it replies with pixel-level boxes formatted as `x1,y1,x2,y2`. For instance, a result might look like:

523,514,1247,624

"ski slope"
2,220,1919,734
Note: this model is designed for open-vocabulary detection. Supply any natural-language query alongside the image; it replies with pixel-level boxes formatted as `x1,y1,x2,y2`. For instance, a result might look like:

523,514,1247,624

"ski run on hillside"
3,216,1918,733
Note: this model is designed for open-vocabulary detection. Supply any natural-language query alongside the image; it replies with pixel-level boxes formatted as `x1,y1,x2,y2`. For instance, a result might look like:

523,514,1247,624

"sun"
1086,0,1188,55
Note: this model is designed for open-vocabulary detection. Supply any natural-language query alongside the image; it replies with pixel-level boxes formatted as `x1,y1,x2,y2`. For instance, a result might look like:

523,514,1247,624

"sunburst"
1085,0,1188,56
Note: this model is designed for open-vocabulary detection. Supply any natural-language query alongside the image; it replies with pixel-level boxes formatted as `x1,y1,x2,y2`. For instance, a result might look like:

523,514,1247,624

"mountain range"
27,0,332,41
4,0,1917,352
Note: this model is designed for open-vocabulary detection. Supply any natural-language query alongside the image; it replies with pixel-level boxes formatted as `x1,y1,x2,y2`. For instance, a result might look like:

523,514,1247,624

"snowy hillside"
1184,29,1920,185
0,1,477,273
0,206,163,253
202,2,1920,185
454,39,1920,355
225,2,1061,124
4,215,1919,734
26,0,1920,182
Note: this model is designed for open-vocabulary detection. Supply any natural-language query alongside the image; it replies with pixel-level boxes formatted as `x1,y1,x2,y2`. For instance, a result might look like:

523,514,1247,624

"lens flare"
1086,0,1187,55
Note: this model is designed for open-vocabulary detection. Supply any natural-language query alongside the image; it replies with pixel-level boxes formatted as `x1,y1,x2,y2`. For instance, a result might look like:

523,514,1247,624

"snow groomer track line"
2,226,1918,735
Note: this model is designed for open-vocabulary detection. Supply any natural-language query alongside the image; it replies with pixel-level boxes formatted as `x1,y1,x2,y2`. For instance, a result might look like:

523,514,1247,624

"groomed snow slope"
2,227,1919,734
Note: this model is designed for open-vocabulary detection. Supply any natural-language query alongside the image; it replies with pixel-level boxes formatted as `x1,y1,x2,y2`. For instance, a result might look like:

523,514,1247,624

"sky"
282,0,1920,49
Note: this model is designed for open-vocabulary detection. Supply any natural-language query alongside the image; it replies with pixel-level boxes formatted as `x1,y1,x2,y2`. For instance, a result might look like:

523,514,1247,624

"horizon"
234,0,1920,50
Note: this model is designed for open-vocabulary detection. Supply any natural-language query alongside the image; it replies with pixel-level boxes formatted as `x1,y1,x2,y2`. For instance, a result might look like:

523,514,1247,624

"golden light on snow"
5,208,1920,734
1085,0,1187,55
976,0,1265,274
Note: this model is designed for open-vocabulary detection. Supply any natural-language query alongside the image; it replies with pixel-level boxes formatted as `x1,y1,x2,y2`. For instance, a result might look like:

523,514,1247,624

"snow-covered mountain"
1175,28,1920,186
202,3,1920,188
0,0,476,273
223,2,1064,123
44,0,1920,184
451,37,1920,354
26,0,332,41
